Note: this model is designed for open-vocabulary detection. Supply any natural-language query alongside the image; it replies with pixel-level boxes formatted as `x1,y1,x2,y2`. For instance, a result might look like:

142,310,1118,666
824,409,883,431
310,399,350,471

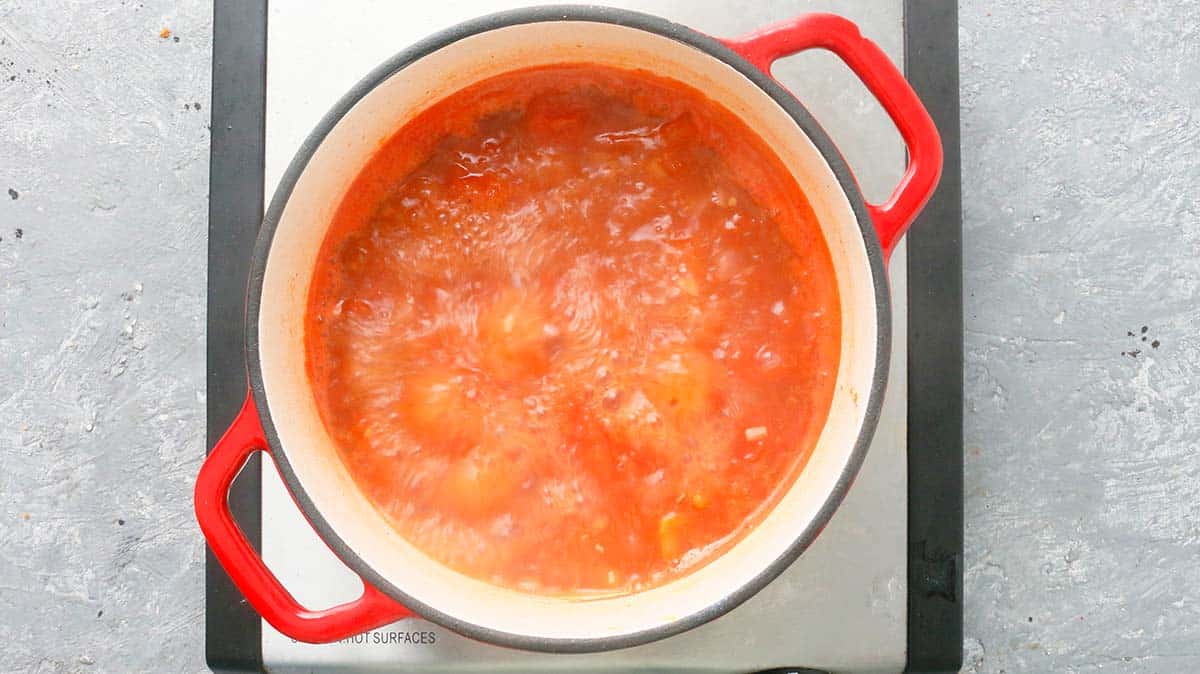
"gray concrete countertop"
960,2,1200,672
1,2,212,673
0,1,1197,672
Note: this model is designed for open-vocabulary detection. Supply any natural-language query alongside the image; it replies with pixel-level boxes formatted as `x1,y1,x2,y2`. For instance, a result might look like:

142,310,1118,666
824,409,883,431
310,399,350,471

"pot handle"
721,13,943,260
194,392,412,643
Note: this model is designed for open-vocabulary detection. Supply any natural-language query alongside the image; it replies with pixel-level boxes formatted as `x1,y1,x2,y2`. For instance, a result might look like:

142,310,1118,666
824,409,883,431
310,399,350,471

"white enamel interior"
256,20,882,642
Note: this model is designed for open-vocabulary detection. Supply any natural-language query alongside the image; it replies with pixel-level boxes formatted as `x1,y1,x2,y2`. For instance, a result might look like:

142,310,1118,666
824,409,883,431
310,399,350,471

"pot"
195,6,941,653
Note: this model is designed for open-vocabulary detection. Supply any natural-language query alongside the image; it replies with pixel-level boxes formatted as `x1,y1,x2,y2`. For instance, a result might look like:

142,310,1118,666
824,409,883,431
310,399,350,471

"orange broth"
305,64,841,595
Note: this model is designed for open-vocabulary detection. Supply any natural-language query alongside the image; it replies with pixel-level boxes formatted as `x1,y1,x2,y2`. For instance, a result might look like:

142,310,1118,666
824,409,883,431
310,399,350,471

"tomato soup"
306,64,840,595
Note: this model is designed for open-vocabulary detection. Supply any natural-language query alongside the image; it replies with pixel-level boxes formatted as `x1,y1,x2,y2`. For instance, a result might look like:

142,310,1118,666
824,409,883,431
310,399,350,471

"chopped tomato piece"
437,445,521,517
477,287,559,380
643,347,723,424
401,369,483,451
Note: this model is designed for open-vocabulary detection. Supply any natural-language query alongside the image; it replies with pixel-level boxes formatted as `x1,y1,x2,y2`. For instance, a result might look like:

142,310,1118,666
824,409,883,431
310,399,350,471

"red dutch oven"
196,6,941,653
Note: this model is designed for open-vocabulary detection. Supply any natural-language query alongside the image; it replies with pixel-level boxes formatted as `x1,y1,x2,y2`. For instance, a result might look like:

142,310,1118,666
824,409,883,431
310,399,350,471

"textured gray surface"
0,1,212,673
2,1,1199,673
959,1,1200,673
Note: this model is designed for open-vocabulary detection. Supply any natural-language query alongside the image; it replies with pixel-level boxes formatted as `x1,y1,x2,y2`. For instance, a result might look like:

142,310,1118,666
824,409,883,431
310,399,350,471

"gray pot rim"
243,4,891,654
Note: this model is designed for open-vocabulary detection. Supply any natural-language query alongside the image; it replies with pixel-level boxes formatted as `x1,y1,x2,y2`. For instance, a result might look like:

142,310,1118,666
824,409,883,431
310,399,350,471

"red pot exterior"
195,7,941,651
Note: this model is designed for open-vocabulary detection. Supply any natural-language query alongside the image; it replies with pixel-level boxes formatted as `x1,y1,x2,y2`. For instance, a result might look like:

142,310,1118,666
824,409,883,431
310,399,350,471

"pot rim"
244,4,891,653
